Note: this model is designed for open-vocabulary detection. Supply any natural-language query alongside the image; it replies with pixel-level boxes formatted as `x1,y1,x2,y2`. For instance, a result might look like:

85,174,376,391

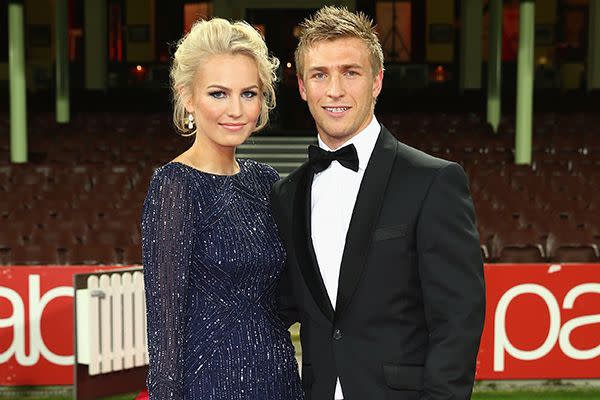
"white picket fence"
76,270,148,375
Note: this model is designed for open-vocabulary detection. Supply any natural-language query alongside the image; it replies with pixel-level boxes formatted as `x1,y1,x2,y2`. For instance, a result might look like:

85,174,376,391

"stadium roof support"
56,0,70,123
84,0,107,90
515,0,534,165
588,0,600,91
459,0,483,91
486,0,502,133
8,0,28,163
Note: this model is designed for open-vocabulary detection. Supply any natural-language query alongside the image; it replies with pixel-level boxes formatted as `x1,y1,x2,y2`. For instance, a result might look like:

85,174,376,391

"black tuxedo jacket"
271,126,485,400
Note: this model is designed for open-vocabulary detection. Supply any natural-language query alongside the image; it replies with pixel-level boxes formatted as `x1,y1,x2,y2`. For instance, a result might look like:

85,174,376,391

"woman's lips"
219,123,246,131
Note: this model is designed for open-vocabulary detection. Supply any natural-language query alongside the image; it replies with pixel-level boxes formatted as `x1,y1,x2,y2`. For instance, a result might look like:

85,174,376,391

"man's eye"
242,91,258,99
209,91,226,99
313,72,326,80
346,71,358,77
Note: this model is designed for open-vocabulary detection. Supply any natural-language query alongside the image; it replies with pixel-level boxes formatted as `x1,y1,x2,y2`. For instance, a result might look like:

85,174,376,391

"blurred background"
1,0,598,118
1,0,600,399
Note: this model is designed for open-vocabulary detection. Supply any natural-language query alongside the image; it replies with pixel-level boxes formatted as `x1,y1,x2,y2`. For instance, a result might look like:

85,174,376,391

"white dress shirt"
311,116,380,400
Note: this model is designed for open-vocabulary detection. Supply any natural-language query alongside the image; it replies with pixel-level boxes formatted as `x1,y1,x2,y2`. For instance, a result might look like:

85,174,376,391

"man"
271,6,486,400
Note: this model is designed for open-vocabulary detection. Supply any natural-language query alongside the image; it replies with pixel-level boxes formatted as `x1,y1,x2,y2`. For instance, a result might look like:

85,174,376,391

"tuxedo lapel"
335,127,398,320
292,165,335,322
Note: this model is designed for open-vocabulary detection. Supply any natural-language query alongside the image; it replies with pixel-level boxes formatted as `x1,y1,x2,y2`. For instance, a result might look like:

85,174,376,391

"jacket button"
333,328,343,340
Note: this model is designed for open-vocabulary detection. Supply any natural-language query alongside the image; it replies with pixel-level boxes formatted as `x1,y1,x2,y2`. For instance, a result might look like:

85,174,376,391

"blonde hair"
295,6,384,78
170,18,280,135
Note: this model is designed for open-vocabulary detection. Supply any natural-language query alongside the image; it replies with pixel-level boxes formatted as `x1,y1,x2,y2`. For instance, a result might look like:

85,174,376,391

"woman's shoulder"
241,159,280,183
147,162,193,193
154,161,194,178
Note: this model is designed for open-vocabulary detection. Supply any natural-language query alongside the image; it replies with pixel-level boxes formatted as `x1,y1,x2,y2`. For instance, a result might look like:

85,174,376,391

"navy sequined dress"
141,160,303,400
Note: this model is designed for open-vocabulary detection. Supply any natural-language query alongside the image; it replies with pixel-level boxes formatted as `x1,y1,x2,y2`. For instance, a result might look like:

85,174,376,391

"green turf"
6,391,600,400
473,391,600,399
2,396,136,400
4,386,600,400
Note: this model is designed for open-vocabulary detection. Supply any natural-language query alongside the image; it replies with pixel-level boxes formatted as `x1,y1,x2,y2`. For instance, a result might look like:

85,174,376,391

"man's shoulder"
381,127,454,172
396,140,452,169
273,160,311,191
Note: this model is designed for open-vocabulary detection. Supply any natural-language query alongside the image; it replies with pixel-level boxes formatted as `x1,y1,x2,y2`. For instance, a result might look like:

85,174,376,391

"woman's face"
185,53,261,148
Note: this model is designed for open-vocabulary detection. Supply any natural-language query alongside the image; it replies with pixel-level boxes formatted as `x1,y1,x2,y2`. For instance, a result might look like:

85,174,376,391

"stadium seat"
8,245,62,265
66,245,120,265
29,228,79,249
546,230,600,262
0,229,26,250
121,245,142,265
491,230,546,263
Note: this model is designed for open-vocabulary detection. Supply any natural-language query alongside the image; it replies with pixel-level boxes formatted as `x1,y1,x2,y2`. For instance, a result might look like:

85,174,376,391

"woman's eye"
242,91,258,99
209,91,226,99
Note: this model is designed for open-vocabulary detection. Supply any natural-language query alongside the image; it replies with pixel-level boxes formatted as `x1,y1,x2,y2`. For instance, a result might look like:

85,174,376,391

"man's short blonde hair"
294,6,384,78
170,18,280,135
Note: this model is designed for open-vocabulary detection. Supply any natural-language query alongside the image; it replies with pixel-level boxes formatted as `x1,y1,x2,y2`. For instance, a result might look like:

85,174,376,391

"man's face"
298,37,383,149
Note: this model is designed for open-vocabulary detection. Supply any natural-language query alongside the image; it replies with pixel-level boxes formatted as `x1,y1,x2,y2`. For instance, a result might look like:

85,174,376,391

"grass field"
3,390,600,399
473,391,600,399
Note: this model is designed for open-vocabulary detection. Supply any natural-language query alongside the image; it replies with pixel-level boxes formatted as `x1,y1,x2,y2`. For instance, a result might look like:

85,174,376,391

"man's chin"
317,131,357,147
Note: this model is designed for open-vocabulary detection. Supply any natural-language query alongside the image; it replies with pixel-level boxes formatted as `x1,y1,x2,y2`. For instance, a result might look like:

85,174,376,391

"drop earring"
187,114,195,130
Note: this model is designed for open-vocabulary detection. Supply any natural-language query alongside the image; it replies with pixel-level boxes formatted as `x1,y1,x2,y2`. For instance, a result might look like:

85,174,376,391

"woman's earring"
187,114,195,130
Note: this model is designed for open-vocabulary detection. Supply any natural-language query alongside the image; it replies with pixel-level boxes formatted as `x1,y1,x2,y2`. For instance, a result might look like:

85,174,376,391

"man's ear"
372,69,384,99
297,75,308,102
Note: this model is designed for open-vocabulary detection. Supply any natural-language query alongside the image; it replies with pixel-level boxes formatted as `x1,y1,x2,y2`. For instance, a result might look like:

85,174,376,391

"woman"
141,18,303,400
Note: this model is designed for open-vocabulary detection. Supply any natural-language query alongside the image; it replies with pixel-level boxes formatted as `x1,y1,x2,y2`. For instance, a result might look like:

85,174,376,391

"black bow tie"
308,144,359,174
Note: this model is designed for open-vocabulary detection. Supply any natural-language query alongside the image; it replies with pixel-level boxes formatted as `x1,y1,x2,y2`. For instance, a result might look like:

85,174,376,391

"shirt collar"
317,115,380,172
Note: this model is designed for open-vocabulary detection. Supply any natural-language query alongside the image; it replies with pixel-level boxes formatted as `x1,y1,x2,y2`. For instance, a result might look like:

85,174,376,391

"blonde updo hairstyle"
171,18,280,136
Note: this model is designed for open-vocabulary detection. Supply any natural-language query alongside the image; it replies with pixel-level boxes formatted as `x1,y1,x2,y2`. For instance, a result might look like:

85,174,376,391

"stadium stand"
1,111,599,264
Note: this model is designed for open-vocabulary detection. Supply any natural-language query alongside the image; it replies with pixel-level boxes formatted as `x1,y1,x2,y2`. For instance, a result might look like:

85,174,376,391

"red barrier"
477,263,600,379
1,263,599,385
0,266,126,385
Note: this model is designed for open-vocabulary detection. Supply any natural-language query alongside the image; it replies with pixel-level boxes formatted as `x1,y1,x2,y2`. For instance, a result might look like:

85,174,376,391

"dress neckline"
170,159,246,178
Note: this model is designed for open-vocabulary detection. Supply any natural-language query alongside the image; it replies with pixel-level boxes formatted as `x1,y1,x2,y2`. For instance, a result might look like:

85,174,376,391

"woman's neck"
178,135,239,176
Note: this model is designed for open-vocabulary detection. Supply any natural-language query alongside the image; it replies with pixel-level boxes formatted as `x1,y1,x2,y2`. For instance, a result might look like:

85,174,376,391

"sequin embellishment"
142,160,303,400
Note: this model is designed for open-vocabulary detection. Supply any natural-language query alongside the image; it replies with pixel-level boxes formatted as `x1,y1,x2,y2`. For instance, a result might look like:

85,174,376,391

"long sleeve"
270,178,300,328
141,166,195,400
416,163,486,400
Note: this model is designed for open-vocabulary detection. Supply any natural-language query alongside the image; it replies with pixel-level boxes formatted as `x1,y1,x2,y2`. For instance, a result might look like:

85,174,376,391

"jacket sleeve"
141,167,194,399
270,180,301,328
416,163,486,400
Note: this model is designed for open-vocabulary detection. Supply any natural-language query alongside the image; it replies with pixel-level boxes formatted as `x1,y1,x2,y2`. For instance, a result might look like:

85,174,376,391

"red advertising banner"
1,263,599,385
0,265,125,385
476,263,600,379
